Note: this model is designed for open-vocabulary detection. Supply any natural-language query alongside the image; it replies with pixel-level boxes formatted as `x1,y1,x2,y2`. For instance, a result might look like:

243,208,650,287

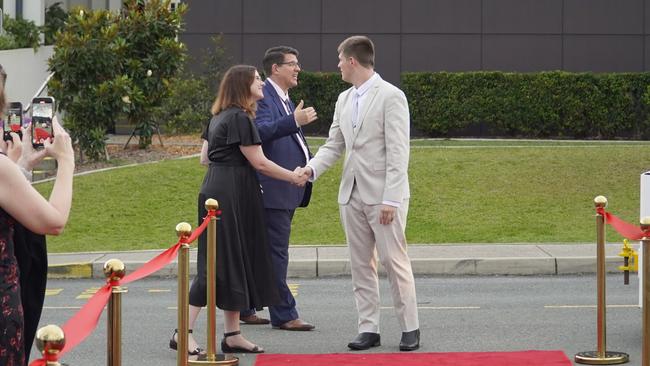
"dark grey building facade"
181,0,650,85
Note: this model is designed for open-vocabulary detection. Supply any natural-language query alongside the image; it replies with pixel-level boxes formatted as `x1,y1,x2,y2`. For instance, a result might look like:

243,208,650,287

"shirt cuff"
306,164,317,182
382,200,400,208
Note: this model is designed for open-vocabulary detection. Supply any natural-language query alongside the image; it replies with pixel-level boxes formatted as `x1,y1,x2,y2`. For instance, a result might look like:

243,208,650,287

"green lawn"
36,139,650,252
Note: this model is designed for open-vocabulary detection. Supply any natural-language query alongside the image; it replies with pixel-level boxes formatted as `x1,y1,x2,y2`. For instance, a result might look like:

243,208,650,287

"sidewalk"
46,243,634,279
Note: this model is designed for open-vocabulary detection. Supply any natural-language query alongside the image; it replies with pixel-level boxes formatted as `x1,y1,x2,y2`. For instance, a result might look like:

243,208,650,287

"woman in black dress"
170,65,307,355
0,65,75,365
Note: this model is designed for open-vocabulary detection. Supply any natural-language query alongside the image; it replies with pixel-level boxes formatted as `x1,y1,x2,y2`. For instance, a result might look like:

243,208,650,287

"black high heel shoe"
169,329,205,356
220,330,264,353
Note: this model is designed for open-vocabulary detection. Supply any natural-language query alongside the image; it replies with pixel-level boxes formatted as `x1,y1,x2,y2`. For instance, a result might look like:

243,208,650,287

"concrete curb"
46,243,636,280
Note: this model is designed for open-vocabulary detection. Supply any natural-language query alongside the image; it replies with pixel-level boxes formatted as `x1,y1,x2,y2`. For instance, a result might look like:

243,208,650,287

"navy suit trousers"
242,208,298,325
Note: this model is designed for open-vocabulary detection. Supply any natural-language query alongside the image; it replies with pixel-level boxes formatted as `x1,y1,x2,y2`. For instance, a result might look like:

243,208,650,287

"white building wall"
0,46,54,107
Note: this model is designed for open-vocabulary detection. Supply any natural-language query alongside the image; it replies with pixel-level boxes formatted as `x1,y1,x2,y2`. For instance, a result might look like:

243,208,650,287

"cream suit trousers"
340,183,419,334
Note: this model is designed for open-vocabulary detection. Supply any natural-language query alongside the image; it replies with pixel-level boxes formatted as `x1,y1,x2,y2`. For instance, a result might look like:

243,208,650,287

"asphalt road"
32,274,645,366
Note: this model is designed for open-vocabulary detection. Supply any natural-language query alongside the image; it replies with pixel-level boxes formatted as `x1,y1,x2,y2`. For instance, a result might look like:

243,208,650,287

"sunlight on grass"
36,141,650,252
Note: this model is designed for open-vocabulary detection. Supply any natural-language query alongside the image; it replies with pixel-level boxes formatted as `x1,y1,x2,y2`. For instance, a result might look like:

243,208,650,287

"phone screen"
7,110,22,132
32,103,53,118
31,99,54,147
32,120,53,145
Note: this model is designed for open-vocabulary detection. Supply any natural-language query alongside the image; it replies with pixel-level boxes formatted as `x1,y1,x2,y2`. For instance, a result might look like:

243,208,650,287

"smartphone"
31,97,55,148
3,102,23,142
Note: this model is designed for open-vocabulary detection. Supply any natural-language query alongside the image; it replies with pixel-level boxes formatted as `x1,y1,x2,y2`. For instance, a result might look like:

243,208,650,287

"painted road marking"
545,304,638,309
381,306,480,310
288,283,299,296
76,287,101,299
45,289,63,296
148,289,172,293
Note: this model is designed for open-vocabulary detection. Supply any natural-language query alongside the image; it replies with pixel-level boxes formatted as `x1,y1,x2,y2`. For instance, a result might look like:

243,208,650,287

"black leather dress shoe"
347,332,381,350
399,329,420,351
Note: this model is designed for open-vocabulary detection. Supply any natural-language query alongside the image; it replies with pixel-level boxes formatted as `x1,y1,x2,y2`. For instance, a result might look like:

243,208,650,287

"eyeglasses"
278,61,301,68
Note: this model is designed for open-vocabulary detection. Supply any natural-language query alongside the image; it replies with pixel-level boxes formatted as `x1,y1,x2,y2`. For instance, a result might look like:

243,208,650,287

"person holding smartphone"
0,64,75,365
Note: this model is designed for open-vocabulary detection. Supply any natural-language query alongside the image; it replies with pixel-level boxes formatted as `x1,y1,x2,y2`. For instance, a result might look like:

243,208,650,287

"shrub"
49,0,187,160
403,71,650,139
153,77,212,134
117,0,187,148
2,15,39,49
291,72,349,135
154,35,231,135
0,34,17,50
44,2,69,45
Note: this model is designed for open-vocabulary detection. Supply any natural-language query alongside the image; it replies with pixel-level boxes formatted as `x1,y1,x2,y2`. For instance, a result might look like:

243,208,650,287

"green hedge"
402,71,650,139
291,72,349,135
239,71,650,139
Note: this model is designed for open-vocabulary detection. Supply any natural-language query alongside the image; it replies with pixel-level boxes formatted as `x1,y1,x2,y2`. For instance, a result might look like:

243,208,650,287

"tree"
117,0,187,148
48,0,187,160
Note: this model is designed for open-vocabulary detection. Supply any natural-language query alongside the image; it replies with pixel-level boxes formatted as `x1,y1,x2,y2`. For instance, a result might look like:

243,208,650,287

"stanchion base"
188,353,239,366
575,351,629,365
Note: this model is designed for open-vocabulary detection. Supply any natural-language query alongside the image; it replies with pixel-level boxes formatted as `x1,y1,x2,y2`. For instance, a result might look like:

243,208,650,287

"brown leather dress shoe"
239,314,270,325
272,319,315,331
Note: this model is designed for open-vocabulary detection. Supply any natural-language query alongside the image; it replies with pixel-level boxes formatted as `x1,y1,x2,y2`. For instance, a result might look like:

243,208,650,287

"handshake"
291,166,313,187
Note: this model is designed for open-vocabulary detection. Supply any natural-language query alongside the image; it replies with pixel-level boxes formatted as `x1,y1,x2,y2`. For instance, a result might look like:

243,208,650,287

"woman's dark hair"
210,65,257,117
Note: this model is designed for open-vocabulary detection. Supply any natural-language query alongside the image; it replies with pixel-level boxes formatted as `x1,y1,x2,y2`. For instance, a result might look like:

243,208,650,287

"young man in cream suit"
303,35,420,351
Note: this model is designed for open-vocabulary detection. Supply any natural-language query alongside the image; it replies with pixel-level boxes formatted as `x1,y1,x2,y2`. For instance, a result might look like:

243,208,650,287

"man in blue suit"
239,46,318,331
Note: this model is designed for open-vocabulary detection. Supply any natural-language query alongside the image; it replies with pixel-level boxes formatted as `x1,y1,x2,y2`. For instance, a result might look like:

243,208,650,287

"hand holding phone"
43,116,74,165
31,97,55,148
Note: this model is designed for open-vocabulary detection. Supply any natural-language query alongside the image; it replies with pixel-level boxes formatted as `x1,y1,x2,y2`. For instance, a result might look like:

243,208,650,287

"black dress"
14,224,47,362
0,208,25,366
189,107,279,311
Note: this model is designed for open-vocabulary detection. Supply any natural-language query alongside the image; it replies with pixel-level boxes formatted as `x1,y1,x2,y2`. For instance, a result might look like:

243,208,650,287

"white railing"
0,46,54,106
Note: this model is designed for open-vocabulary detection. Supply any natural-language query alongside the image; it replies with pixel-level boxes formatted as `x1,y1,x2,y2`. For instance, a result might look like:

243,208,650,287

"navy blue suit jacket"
255,81,312,209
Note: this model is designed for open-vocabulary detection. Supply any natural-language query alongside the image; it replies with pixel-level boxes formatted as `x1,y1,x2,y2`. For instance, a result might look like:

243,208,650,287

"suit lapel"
265,81,310,154
266,82,289,116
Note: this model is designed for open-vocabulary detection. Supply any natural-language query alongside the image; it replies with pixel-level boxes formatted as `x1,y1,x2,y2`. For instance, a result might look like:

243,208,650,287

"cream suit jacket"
310,76,410,205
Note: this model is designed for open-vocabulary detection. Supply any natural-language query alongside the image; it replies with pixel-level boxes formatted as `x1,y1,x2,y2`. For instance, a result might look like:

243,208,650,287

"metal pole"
206,200,218,360
177,222,192,366
104,259,127,366
575,196,629,365
35,324,65,366
597,200,606,357
641,218,650,366
189,199,237,365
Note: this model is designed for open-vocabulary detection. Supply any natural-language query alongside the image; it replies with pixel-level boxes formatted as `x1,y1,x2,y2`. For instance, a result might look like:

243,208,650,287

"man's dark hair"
262,46,299,77
338,35,375,68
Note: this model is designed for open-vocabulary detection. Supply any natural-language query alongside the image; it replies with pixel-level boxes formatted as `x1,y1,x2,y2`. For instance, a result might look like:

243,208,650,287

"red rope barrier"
596,207,646,240
29,210,218,366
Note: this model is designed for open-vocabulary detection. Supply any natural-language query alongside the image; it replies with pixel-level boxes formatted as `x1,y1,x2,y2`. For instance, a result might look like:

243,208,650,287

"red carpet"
254,350,571,366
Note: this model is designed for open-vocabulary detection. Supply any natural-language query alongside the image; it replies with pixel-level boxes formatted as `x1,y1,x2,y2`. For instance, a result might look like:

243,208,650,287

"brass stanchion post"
104,259,127,366
35,324,66,366
640,217,650,366
576,196,629,365
190,199,238,365
177,222,192,366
